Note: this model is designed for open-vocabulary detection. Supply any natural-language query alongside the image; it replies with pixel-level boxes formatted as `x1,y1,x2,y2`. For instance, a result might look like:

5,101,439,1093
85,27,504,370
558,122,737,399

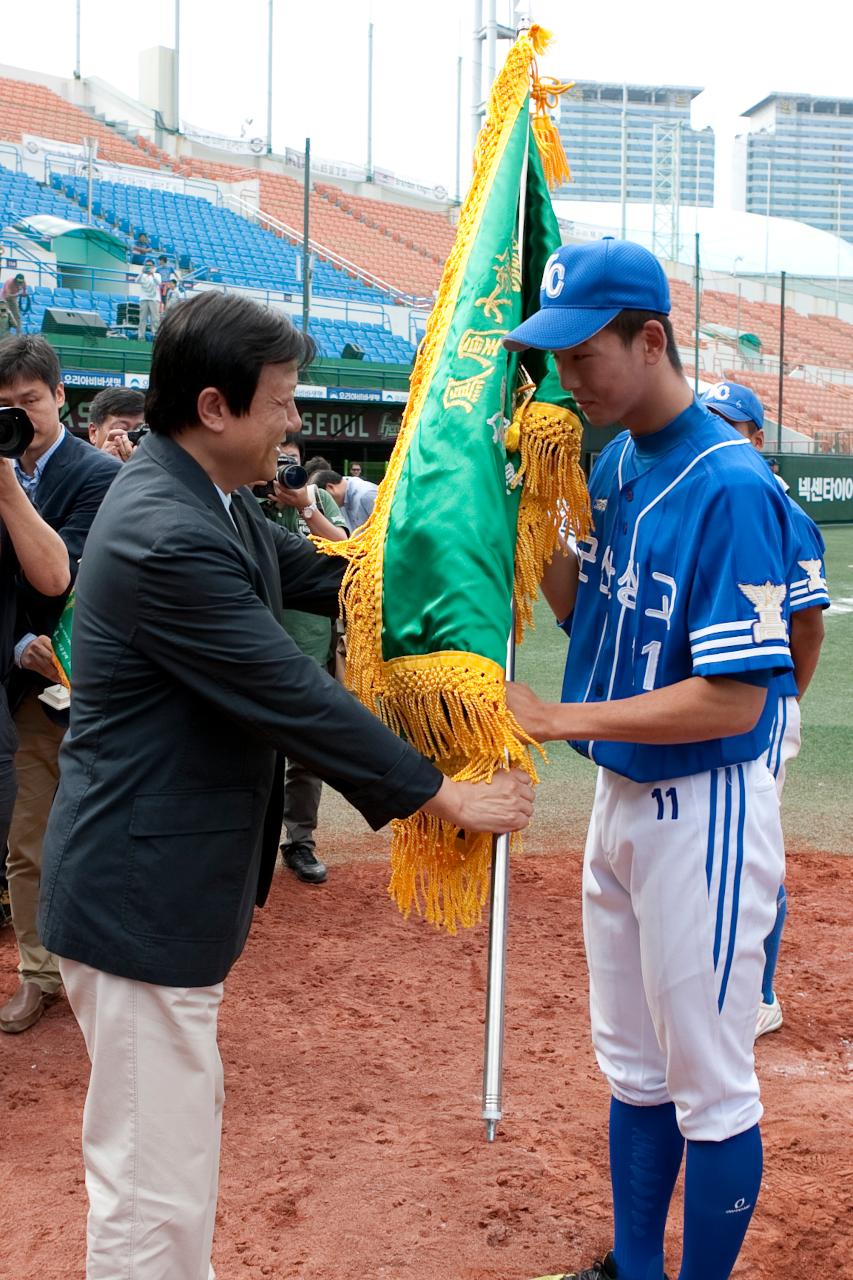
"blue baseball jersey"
775,492,830,698
560,399,795,783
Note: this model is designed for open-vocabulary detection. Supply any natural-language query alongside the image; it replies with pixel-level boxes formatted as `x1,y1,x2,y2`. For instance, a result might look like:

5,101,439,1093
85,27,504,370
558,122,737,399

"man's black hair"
279,434,305,462
605,310,683,373
0,335,62,392
88,386,146,425
304,455,331,477
312,469,342,489
145,291,315,437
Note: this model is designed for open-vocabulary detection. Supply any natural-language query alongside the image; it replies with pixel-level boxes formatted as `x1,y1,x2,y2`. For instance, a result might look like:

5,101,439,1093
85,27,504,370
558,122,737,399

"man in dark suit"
38,291,533,1280
0,337,120,1034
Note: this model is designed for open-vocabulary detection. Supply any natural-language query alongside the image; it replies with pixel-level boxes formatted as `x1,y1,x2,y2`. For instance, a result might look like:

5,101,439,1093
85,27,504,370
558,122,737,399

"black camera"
0,406,35,459
276,460,308,489
253,457,308,499
126,424,150,446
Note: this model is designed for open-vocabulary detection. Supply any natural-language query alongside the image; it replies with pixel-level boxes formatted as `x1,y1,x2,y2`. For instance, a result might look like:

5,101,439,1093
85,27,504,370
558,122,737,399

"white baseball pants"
582,758,784,1141
61,958,223,1280
765,694,801,798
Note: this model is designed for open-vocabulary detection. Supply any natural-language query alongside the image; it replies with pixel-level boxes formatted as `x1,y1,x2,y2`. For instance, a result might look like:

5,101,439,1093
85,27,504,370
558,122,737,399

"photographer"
87,386,146,462
38,291,533,1279
257,434,347,884
0,398,75,988
0,336,120,1035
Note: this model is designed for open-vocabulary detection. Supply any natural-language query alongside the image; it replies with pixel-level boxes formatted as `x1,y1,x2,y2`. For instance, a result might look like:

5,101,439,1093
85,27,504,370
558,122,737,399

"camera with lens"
126,424,150,446
252,456,308,499
0,406,35,459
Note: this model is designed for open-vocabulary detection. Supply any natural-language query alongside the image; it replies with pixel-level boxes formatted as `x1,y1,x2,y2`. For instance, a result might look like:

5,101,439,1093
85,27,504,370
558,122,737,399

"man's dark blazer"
39,432,441,988
8,428,120,713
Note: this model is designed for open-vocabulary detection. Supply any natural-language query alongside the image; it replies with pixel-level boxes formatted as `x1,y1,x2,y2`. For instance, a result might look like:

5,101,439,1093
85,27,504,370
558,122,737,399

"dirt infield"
1,848,850,1279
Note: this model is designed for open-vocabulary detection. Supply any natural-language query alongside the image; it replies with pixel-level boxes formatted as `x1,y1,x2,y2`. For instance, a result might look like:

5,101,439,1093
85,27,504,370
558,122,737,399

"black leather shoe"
282,843,328,884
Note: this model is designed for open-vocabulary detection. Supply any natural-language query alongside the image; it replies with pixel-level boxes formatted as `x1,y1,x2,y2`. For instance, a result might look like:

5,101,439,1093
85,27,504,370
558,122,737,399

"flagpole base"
482,1103,502,1142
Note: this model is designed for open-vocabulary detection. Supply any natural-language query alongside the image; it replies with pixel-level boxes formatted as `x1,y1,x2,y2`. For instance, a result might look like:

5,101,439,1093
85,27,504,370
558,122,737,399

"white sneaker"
755,994,783,1038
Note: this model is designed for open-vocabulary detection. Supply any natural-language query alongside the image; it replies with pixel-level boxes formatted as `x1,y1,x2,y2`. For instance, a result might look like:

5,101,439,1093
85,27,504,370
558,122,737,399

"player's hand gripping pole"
482,618,517,1142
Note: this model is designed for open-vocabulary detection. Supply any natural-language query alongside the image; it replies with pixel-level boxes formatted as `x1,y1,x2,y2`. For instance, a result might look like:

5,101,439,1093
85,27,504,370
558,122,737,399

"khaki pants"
62,958,222,1280
137,298,160,339
6,691,65,993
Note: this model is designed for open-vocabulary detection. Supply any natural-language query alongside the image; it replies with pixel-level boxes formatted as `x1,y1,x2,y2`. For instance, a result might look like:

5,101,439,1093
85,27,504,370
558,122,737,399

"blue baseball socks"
678,1124,762,1279
610,1098,684,1280
608,1102,763,1280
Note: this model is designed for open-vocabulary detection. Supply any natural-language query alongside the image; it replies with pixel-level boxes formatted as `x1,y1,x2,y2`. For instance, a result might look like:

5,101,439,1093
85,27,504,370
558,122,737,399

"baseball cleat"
755,993,783,1038
530,1252,668,1280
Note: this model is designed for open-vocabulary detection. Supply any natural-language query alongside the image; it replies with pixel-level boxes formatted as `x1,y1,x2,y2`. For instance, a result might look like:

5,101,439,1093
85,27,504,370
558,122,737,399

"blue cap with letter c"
701,380,765,430
503,237,671,352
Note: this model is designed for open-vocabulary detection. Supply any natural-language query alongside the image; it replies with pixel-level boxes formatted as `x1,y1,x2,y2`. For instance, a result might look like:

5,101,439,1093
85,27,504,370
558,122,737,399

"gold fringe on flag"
510,399,591,640
313,25,589,931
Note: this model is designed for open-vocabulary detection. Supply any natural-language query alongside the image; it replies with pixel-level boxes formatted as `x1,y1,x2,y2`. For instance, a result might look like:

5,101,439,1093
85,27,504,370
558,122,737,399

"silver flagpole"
482,613,517,1142
482,5,531,1141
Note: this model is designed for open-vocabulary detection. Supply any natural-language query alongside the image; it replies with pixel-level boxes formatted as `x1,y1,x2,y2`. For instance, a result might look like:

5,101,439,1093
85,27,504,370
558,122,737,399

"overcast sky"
1,0,849,203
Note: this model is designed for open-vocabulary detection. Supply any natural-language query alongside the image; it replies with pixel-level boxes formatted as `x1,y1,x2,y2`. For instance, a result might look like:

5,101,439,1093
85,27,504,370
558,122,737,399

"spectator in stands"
130,231,152,265
136,262,162,342
304,454,331,478
157,255,179,302
348,461,363,478
87,387,146,462
313,468,377,533
1,275,28,333
0,336,120,1035
162,279,185,311
257,434,348,885
0,300,13,340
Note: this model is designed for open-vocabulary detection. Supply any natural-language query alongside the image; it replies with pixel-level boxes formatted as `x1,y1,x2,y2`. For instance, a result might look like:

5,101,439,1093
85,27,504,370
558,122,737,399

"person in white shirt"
136,262,162,341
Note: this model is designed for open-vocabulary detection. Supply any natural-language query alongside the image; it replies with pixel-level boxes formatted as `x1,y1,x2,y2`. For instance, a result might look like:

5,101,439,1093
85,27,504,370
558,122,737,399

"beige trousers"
61,958,223,1280
7,691,65,992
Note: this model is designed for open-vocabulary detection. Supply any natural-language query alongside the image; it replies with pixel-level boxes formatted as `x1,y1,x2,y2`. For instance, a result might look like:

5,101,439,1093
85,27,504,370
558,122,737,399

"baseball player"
504,239,796,1280
702,381,829,1038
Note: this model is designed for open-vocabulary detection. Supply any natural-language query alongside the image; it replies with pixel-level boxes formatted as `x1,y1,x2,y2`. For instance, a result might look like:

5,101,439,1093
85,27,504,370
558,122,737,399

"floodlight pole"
455,54,463,205
367,22,374,181
693,232,700,393
302,137,311,335
266,0,274,155
74,1,82,80
777,270,786,451
619,84,627,240
173,0,181,133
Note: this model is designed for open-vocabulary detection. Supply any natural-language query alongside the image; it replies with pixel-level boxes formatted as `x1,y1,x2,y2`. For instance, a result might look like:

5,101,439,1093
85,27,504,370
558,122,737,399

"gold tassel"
527,29,575,190
508,400,591,641
531,112,571,188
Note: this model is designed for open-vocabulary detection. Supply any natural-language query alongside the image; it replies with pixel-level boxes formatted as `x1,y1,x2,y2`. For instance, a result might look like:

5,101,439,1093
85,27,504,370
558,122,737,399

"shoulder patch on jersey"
738,581,787,643
594,497,608,511
798,559,825,593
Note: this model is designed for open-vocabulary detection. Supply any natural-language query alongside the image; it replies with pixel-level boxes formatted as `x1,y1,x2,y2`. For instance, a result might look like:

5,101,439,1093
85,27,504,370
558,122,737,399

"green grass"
516,524,853,856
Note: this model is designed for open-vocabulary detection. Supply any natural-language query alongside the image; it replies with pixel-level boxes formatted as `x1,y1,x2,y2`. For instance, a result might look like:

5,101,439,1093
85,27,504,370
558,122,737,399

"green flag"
318,26,590,931
50,590,74,689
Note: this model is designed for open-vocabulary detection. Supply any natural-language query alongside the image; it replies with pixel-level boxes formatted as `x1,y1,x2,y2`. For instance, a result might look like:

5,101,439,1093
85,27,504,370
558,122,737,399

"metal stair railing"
222,192,435,309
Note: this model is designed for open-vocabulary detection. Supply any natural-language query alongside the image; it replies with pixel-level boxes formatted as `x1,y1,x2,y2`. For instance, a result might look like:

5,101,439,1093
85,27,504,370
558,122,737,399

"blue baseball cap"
701,381,765,430
503,237,671,352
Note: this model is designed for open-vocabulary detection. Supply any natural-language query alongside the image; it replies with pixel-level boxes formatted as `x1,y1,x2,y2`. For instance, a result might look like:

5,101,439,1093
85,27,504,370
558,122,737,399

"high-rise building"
555,81,715,207
737,94,853,242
